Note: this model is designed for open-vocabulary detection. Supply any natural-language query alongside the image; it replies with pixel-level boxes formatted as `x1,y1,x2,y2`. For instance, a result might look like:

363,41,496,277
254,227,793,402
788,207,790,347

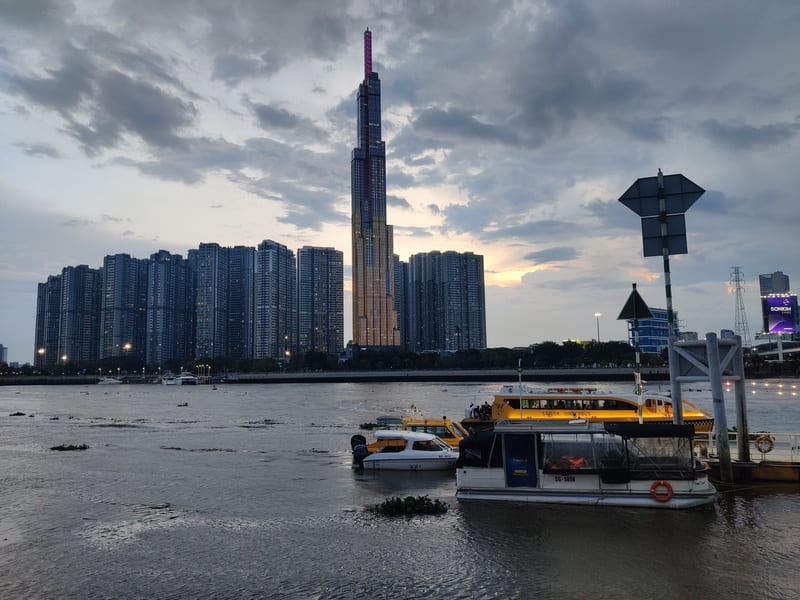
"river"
1,380,798,599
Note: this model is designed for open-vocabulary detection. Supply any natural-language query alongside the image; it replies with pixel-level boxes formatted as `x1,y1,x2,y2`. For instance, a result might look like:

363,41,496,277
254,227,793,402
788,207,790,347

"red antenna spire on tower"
364,28,372,78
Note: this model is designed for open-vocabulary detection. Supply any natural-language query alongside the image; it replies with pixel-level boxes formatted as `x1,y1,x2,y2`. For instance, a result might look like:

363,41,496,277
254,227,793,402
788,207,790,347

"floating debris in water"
370,495,448,516
50,444,90,451
177,402,188,407
9,412,26,417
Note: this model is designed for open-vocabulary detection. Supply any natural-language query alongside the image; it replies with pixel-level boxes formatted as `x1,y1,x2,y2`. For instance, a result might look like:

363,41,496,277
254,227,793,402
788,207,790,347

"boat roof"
373,430,438,441
495,384,673,400
493,419,696,438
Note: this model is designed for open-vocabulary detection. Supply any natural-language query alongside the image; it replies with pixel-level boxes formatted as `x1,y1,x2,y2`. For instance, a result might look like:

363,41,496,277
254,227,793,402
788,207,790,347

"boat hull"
362,456,457,471
455,487,716,509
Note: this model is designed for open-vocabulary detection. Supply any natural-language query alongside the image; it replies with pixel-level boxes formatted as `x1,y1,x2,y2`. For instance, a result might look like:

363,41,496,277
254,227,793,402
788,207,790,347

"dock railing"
696,431,800,463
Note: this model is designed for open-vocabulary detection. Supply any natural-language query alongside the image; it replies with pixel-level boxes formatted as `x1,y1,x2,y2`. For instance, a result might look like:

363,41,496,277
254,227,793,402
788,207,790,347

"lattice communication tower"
729,266,751,348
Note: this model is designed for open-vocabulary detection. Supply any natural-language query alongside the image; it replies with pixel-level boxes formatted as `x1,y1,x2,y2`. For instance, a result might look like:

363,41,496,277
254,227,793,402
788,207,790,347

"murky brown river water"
1,380,798,599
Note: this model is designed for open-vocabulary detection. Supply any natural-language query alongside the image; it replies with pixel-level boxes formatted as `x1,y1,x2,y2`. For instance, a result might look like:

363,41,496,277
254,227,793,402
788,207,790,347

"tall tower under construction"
351,29,399,347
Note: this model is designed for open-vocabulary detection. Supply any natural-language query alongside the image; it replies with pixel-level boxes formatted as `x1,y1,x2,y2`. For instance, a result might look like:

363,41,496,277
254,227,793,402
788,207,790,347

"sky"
1,1,799,364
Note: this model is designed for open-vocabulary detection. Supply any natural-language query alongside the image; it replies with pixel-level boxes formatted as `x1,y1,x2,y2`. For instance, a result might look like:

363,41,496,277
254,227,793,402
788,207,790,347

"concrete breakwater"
1,367,670,386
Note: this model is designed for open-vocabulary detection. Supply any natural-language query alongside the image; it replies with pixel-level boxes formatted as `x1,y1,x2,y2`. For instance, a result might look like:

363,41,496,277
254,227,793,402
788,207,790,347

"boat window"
597,399,637,411
626,436,695,480
407,425,450,438
377,443,405,453
541,433,595,472
450,422,470,438
412,440,446,452
594,434,627,468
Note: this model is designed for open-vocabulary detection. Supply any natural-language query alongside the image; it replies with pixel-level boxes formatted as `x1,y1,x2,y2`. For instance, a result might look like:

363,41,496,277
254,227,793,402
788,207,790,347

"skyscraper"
193,243,229,360
227,245,255,360
351,28,399,347
100,253,148,360
406,251,487,352
34,274,62,366
297,246,344,354
145,250,193,366
254,240,296,359
59,265,102,363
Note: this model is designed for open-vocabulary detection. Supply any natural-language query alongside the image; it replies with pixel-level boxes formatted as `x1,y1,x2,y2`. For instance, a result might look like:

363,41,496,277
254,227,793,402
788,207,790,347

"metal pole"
706,332,733,483
518,358,523,419
657,169,683,424
732,334,750,462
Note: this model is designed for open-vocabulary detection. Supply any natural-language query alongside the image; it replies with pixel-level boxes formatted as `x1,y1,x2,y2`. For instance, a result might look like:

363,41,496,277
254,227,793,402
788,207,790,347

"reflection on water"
0,381,798,599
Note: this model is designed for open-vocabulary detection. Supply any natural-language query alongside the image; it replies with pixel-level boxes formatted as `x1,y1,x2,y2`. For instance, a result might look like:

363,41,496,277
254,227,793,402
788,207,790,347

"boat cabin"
456,420,716,507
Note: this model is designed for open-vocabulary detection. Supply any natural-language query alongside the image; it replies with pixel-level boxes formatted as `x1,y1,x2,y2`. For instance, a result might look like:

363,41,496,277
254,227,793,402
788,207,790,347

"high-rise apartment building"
393,255,408,348
59,265,102,363
100,253,148,360
254,240,297,359
227,245,255,360
406,251,487,352
192,243,229,360
351,29,399,347
34,274,62,366
297,246,344,354
145,250,193,365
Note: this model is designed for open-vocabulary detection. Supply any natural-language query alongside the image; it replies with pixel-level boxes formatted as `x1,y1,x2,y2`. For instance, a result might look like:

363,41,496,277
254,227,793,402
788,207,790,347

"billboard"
762,295,797,334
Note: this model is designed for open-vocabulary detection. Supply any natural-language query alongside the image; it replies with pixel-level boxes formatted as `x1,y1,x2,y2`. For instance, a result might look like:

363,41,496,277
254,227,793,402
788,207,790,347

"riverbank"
0,367,670,385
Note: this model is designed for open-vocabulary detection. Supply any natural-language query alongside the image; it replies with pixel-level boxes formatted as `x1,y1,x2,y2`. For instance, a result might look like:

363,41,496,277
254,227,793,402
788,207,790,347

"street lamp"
594,313,602,343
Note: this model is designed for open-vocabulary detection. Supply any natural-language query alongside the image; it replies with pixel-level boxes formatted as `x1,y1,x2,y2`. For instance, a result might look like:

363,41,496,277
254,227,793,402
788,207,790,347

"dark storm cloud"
114,134,350,231
6,33,196,156
8,43,95,113
247,99,328,140
396,226,433,239
523,247,581,264
14,141,63,158
212,50,285,87
700,119,800,150
412,107,520,146
387,195,411,209
611,116,671,143
0,0,75,30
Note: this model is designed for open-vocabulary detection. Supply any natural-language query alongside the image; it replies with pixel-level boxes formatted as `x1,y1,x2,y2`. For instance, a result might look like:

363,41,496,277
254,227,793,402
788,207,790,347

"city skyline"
2,2,800,363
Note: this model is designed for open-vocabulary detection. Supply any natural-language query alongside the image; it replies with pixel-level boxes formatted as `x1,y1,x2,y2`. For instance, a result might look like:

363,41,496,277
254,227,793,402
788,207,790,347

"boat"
351,430,459,471
462,384,713,432
162,372,197,385
176,372,198,385
456,419,716,508
97,377,123,385
369,414,469,449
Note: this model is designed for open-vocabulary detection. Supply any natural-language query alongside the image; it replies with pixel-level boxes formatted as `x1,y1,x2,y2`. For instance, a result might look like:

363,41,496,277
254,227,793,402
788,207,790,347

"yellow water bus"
462,384,713,433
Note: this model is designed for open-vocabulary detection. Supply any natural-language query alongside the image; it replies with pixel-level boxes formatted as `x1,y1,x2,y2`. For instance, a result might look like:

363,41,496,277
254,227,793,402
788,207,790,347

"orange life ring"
650,480,674,503
754,435,774,454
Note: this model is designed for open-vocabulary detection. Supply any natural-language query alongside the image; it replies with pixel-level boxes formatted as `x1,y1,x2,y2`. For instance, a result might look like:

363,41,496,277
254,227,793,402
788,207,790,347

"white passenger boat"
352,430,459,471
456,419,716,509
162,372,197,385
176,372,198,385
97,376,123,385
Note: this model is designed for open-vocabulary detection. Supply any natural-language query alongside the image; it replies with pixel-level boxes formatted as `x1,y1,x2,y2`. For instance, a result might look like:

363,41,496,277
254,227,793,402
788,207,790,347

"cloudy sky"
2,1,799,364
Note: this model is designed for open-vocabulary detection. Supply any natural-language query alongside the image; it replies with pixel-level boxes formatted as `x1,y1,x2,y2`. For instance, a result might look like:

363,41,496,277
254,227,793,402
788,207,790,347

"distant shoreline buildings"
29,29,486,367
